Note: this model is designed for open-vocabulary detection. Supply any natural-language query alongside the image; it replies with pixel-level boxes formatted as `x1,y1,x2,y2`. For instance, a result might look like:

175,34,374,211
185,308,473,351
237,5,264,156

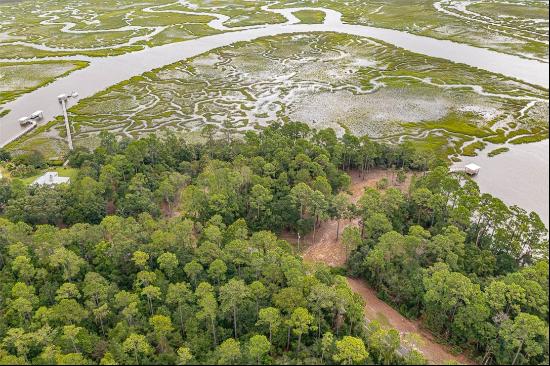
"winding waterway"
2,6,549,145
0,5,548,223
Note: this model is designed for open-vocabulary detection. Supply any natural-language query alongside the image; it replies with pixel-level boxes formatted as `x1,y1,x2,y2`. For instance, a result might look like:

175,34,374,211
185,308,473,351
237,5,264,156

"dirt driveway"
300,169,473,365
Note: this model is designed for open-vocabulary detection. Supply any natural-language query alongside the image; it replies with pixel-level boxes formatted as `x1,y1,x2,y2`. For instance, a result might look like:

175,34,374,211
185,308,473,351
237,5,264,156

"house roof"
32,172,70,186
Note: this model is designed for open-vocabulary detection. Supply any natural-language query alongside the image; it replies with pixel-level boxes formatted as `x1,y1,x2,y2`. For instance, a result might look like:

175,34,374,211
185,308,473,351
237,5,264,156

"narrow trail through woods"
297,170,474,365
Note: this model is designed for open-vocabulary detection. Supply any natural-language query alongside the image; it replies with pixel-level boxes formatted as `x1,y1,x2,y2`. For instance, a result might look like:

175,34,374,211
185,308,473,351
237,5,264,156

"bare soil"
299,169,473,365
301,169,412,267
347,277,473,365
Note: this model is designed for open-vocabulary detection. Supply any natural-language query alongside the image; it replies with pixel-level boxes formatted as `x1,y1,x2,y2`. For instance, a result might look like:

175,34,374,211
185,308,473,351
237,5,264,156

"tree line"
0,123,431,229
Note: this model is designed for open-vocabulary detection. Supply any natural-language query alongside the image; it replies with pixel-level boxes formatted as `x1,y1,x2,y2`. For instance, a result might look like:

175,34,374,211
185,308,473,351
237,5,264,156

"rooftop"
465,163,481,171
32,172,71,186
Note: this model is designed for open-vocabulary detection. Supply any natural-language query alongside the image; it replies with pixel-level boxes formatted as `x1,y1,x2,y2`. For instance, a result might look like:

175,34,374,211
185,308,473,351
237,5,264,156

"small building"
19,116,31,126
30,110,44,121
464,163,481,176
32,172,70,186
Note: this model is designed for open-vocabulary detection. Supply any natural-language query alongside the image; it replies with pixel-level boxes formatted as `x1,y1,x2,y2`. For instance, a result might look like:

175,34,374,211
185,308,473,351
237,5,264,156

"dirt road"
300,169,473,365
347,278,473,365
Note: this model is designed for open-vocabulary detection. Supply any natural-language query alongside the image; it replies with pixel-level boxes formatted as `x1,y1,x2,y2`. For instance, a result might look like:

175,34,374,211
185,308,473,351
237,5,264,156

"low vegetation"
11,33,547,161
488,147,510,157
0,61,89,105
462,141,486,156
1,0,545,61
293,10,326,24
0,1,547,364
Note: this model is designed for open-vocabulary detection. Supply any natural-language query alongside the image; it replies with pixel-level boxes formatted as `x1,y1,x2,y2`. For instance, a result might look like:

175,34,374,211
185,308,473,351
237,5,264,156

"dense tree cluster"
347,167,549,365
1,149,46,178
0,213,379,364
0,124,433,365
0,123,429,229
1,123,547,364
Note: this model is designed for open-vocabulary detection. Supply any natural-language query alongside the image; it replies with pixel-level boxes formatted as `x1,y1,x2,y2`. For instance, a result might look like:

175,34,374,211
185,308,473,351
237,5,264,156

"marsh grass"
293,10,326,24
6,32,548,161
0,60,89,104
487,147,510,157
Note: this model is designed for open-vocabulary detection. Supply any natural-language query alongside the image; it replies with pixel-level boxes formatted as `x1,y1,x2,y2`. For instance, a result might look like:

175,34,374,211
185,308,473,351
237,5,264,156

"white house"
464,163,481,176
32,172,70,186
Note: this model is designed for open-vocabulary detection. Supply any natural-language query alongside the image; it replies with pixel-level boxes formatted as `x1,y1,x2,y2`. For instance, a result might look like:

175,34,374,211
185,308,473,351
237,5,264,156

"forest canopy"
0,123,548,365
